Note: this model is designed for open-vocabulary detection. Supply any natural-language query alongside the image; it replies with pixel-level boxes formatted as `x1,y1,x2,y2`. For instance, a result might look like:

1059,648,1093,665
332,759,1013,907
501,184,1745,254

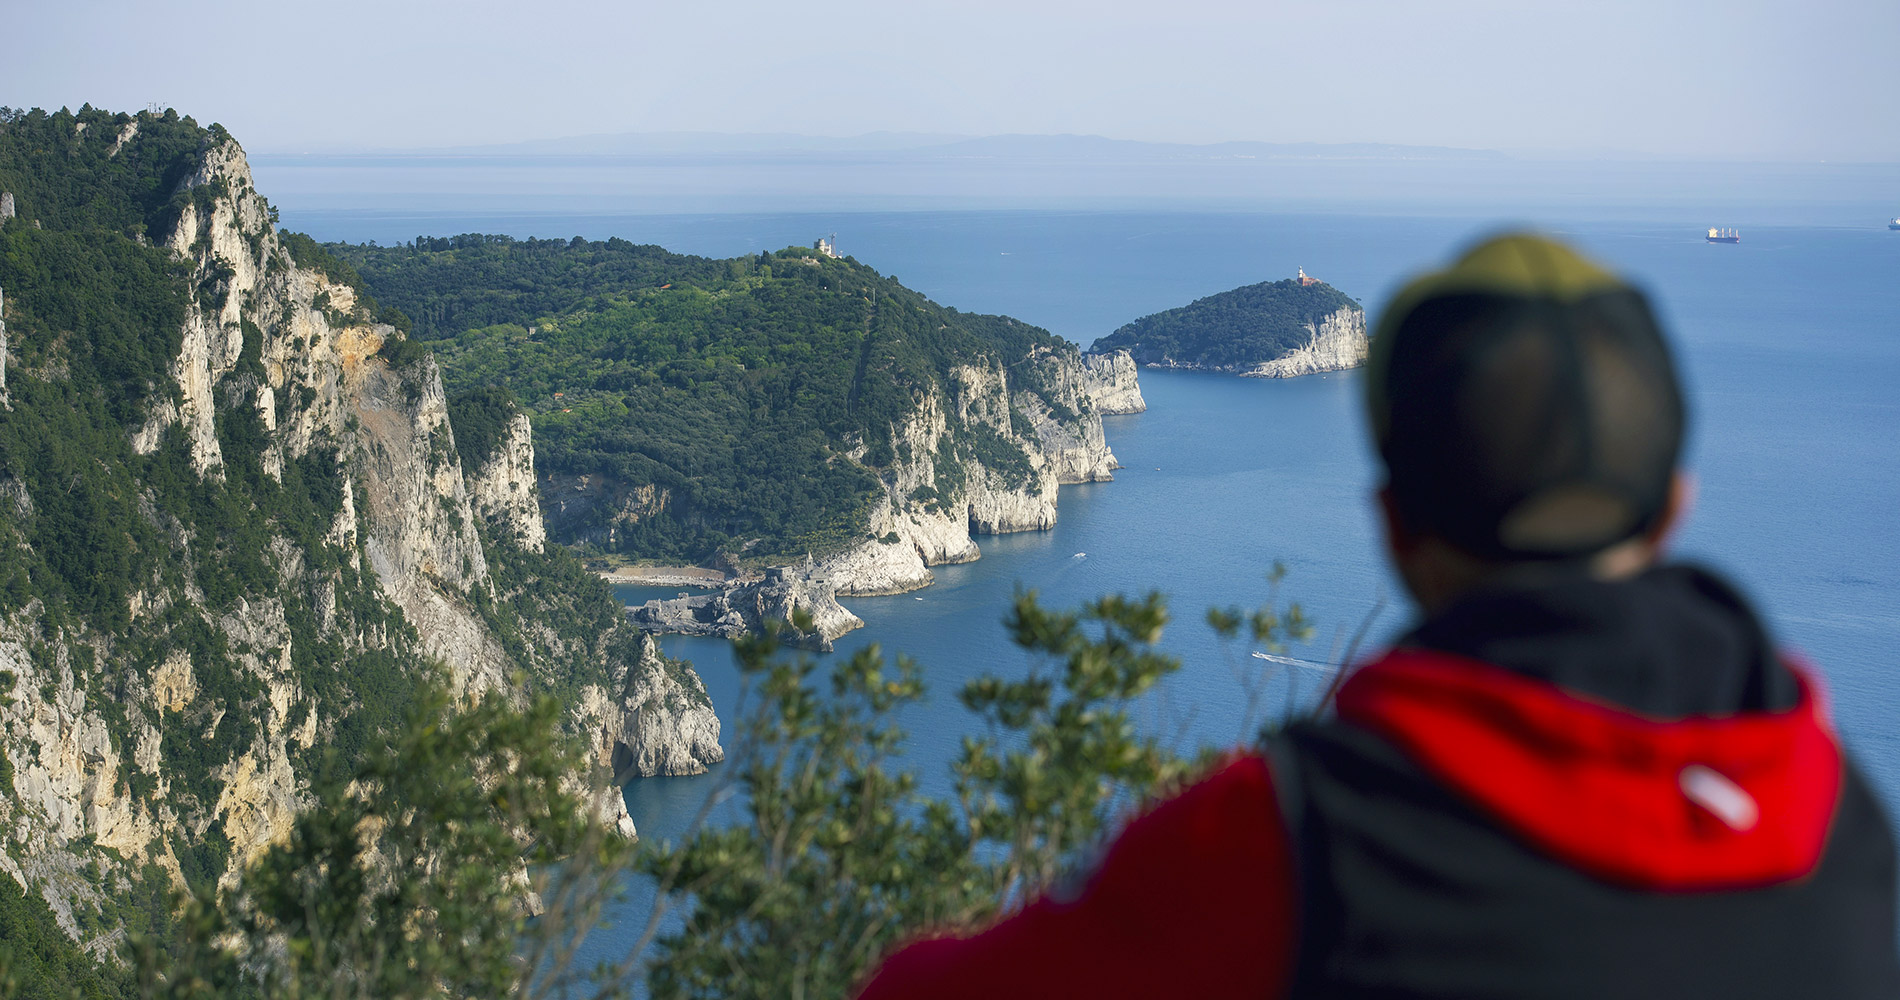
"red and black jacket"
857,566,1900,998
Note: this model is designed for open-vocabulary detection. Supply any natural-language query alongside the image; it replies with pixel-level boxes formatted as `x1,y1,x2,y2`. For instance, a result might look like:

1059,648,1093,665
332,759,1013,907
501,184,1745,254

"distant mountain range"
277,131,1508,162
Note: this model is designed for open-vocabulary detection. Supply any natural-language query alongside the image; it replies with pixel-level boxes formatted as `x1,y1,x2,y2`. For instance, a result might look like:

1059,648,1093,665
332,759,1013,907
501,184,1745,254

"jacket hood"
1336,648,1842,890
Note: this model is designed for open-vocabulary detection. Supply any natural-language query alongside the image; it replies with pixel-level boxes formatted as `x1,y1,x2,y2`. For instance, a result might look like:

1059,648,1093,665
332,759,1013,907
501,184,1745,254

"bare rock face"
623,340,1135,642
1239,306,1367,378
1080,349,1147,414
804,345,1124,605
466,412,546,552
592,635,724,780
1,284,9,406
0,191,13,222
540,471,671,549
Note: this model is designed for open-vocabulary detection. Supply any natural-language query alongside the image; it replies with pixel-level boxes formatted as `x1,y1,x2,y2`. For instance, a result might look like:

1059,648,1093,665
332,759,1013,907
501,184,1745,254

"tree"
641,583,1311,998
132,678,635,1000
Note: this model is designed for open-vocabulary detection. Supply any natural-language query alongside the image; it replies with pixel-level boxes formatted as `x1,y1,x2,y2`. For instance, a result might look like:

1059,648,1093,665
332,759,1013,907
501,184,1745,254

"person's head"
1365,233,1690,615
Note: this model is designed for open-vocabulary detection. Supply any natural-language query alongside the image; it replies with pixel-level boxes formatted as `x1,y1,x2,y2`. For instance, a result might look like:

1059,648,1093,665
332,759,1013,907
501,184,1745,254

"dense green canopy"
1093,277,1361,369
332,237,1074,563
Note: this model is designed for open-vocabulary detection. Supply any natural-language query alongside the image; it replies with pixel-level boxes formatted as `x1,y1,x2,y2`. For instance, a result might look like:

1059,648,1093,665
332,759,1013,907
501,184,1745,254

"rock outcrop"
1238,306,1367,378
466,411,546,552
630,567,863,651
630,339,1140,641
590,635,726,781
808,347,1122,603
541,472,671,550
1079,349,1147,414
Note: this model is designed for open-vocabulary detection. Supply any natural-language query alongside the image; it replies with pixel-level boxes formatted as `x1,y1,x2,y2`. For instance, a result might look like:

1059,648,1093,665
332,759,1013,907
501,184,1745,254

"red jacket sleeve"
854,752,1298,1000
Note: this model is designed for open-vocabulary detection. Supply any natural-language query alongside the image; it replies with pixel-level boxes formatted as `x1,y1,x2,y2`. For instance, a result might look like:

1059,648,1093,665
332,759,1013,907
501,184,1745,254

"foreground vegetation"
83,583,1309,999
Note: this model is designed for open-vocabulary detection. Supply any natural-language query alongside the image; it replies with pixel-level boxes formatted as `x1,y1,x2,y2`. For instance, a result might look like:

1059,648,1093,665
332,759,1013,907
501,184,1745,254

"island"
1091,268,1367,378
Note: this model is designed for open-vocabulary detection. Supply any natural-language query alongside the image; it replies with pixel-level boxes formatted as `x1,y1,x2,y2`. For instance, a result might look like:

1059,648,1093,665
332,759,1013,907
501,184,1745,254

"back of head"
1366,234,1686,562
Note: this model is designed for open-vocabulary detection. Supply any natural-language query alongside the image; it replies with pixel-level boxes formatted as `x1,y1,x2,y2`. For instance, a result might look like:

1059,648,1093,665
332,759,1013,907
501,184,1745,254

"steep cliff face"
0,117,718,947
809,345,1122,603
619,338,1137,641
540,471,671,550
466,412,546,552
1238,306,1367,378
584,635,723,780
1079,349,1146,414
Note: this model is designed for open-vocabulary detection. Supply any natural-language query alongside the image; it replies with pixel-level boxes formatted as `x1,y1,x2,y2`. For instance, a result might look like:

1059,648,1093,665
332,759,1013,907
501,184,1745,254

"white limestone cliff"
467,412,547,552
1240,305,1368,379
627,343,1133,644
1079,349,1147,414
585,635,724,785
804,346,1122,606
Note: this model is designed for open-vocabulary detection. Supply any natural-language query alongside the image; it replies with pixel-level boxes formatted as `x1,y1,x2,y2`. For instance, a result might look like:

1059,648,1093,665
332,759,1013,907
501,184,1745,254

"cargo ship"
1706,228,1741,243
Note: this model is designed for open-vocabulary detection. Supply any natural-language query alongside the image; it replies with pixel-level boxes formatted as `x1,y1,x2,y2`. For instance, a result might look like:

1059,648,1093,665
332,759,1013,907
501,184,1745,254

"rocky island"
1091,270,1367,378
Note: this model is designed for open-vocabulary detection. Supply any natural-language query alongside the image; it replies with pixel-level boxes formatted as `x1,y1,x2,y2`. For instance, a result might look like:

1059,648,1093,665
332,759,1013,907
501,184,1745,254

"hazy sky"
6,0,1896,160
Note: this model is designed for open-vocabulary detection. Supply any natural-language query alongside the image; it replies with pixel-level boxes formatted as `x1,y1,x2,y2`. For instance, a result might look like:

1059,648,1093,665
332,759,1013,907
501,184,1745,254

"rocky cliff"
0,111,719,949
618,340,1138,641
588,635,723,780
629,567,863,651
1238,305,1367,378
466,411,547,552
807,345,1122,605
1079,349,1146,414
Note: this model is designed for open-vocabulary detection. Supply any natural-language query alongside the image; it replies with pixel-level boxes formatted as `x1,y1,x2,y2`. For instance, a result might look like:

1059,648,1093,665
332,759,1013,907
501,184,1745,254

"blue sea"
281,199,1900,979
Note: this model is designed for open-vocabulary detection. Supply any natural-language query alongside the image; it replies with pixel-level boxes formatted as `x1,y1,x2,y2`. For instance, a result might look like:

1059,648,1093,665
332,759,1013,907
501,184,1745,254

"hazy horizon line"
245,129,1899,167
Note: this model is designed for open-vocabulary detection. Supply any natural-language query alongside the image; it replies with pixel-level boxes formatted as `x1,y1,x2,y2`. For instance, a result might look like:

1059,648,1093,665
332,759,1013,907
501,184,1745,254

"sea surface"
280,199,1900,980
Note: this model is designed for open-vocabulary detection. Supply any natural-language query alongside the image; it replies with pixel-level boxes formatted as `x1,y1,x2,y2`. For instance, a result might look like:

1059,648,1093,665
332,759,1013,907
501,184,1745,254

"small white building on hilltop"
816,235,841,259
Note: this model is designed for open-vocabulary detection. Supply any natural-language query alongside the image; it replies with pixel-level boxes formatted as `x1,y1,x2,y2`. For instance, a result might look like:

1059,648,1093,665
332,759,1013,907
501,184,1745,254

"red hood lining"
1335,649,1842,891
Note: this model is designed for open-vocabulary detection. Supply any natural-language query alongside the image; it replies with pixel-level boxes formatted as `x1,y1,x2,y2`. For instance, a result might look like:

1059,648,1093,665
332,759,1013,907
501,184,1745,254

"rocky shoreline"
625,565,862,651
616,348,1148,646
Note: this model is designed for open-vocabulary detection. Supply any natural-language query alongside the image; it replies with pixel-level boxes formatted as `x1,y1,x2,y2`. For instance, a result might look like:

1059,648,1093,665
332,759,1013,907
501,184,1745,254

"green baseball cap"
1366,233,1686,560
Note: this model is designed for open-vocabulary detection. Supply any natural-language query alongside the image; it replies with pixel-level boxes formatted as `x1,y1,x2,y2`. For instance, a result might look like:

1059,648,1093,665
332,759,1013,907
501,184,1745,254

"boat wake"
1251,650,1341,674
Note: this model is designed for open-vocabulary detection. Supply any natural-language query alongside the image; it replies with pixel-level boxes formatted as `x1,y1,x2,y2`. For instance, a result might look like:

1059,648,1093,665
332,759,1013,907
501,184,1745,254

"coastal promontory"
332,237,1139,636
1092,272,1367,378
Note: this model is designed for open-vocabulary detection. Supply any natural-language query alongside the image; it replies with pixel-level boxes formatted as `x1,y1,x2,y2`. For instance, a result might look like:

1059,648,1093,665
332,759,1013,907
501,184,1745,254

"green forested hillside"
1092,277,1361,369
332,237,1074,562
